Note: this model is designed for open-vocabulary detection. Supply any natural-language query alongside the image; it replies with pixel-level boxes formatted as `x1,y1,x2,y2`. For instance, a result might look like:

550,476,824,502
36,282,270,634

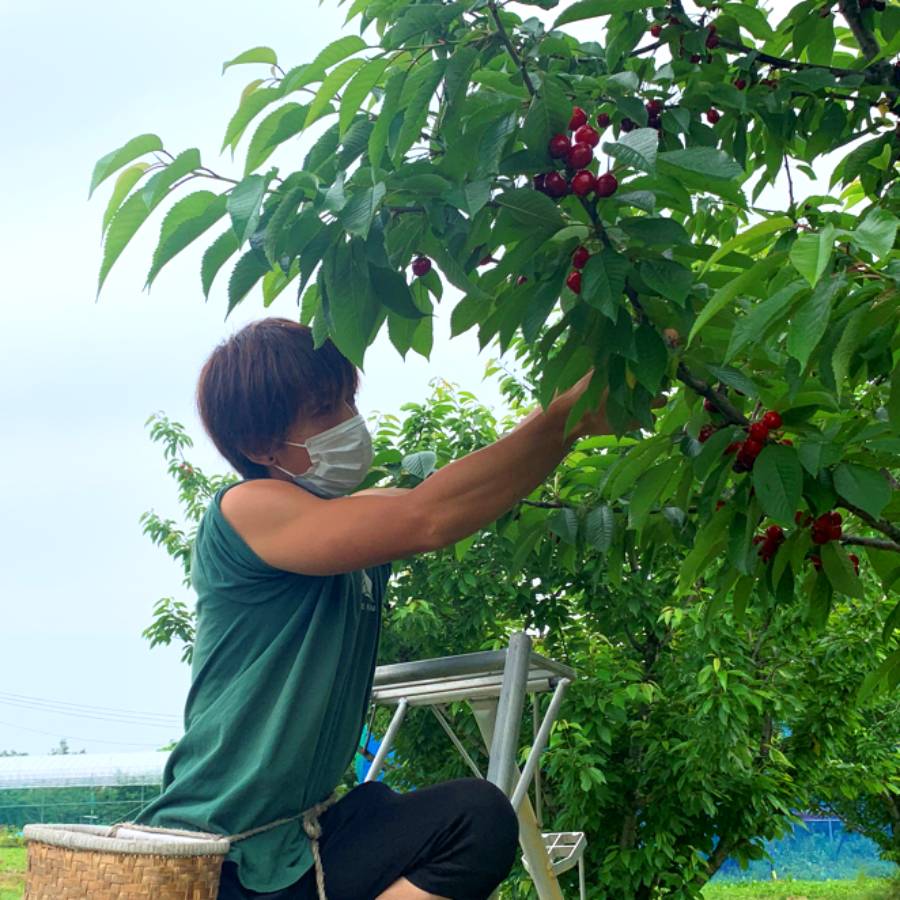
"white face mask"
273,412,374,499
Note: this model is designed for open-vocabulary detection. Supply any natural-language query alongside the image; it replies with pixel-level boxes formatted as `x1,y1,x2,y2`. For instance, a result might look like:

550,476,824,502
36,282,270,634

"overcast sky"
0,0,510,755
0,0,824,757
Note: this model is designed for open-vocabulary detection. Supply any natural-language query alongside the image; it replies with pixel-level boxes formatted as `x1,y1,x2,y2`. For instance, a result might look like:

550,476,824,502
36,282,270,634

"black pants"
217,779,519,900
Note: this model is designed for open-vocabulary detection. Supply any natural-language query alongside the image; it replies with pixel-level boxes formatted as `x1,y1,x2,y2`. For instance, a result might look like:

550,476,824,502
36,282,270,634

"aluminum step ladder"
367,632,586,900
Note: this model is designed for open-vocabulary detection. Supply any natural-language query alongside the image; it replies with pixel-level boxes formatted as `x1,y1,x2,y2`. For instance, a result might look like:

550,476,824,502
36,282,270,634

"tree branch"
487,0,536,97
838,0,882,62
839,501,900,544
842,535,900,553
675,362,750,426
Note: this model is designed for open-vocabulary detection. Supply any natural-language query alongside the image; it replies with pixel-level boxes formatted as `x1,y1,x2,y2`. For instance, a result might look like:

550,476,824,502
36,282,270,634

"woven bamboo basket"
24,822,231,900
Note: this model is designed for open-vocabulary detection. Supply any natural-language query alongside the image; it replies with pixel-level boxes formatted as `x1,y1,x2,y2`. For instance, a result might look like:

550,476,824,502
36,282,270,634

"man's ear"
243,447,277,467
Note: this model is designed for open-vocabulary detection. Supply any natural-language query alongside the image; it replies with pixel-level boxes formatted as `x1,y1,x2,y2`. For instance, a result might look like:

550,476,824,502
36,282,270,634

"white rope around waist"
108,793,338,900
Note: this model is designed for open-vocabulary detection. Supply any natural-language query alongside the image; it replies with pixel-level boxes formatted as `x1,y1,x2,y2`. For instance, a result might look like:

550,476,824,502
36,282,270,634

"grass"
0,843,894,900
703,877,899,900
0,848,25,900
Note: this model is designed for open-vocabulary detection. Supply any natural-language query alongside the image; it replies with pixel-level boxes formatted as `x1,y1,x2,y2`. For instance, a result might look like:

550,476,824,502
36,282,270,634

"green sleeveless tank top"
134,481,392,893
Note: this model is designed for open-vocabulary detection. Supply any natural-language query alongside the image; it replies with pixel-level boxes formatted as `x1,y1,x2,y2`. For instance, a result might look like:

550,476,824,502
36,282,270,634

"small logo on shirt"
359,570,377,613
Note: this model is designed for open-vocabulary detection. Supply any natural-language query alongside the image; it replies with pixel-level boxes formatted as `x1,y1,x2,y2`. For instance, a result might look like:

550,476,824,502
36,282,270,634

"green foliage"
141,381,898,898
91,0,899,667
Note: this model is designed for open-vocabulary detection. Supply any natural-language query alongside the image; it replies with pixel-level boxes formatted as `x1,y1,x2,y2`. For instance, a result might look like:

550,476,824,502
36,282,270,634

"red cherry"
650,23,663,37
747,422,769,442
573,125,600,148
549,134,571,159
706,32,720,48
412,256,431,277
706,108,721,125
829,524,843,541
753,535,766,545
699,424,716,443
569,106,587,130
572,246,590,269
704,398,717,412
566,271,582,294
762,411,783,430
648,113,662,130
597,112,611,128
716,500,726,510
533,173,547,193
478,255,496,266
830,512,842,525
810,554,823,570
646,99,664,114
781,438,793,446
690,53,703,63
811,530,829,546
742,438,764,460
766,525,784,540
708,23,718,33
567,142,593,169
516,275,528,286
734,78,747,90
544,172,569,197
572,170,596,196
849,554,860,575
724,441,740,456
594,173,618,197
620,118,635,132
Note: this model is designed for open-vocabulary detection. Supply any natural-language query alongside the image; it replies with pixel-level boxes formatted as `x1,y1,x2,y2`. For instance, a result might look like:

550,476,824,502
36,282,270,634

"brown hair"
197,318,359,479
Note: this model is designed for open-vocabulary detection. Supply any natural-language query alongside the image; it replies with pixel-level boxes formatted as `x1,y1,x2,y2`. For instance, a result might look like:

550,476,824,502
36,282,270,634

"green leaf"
306,57,366,127
392,59,446,164
677,506,731,594
687,252,785,345
629,457,679,531
752,444,804,526
889,362,900,436
833,464,891,519
97,190,154,297
602,128,658,174
140,148,201,210
633,324,668,394
521,77,570,153
340,182,386,239
699,216,792,274
857,648,900,703
369,266,426,319
340,58,390,137
321,238,382,366
821,542,865,599
201,229,241,299
227,248,271,315
585,505,614,553
262,187,305,266
496,189,566,235
582,249,628,317
403,450,437,480
618,217,690,247
848,208,898,260
368,67,407,167
555,0,655,25
89,134,163,198
221,87,282,153
787,275,843,369
831,304,868,396
101,163,149,235
722,2,774,38
657,147,744,182
640,259,693,303
146,191,228,287
244,103,309,175
284,36,367,93
723,281,804,364
789,225,834,286
222,46,277,74
227,175,268,246
549,508,579,544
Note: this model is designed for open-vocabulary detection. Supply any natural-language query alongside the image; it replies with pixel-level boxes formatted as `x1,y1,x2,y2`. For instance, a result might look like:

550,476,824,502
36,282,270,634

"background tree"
141,380,898,897
92,0,899,684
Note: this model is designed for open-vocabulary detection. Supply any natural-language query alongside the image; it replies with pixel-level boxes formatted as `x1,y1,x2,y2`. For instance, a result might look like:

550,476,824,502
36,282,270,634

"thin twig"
675,362,749,426
487,0,536,96
842,536,900,553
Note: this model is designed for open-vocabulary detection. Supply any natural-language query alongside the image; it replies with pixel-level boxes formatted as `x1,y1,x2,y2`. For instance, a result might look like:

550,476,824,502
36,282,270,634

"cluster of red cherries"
534,107,619,202
752,525,785,563
699,406,785,473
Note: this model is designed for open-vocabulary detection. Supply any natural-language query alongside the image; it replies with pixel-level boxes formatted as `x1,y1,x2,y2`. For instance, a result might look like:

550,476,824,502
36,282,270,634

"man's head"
197,318,359,480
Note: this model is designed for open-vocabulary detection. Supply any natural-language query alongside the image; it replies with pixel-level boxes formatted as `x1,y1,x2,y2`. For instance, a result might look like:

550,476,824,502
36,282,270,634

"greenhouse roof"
0,751,169,790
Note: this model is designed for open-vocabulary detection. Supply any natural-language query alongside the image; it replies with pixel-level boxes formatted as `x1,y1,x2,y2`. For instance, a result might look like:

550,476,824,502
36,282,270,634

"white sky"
0,0,828,756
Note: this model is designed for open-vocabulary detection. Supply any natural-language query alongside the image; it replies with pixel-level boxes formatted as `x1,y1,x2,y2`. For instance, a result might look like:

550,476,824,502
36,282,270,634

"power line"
0,719,179,750
0,691,179,724
0,697,179,729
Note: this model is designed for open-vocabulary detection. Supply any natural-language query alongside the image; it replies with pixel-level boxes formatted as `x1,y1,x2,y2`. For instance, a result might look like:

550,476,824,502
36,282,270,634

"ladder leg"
472,700,564,900
364,698,408,783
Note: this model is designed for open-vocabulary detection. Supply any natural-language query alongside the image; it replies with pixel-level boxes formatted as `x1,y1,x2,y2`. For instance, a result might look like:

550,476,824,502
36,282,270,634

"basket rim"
24,823,231,858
